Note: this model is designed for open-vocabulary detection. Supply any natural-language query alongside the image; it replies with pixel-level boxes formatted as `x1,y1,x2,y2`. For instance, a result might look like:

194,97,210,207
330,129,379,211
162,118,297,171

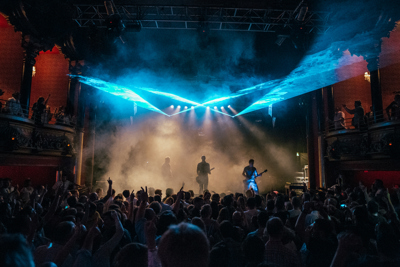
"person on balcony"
343,100,365,129
385,94,400,121
31,94,50,125
5,92,24,117
332,107,345,130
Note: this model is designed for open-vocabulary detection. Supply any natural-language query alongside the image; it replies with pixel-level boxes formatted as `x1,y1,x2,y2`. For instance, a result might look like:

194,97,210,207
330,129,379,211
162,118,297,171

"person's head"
113,243,147,267
242,235,265,265
354,100,361,107
95,188,103,197
155,189,162,197
200,204,212,219
201,155,206,162
335,107,341,113
266,199,275,211
158,223,209,267
67,196,77,208
157,210,178,236
165,188,174,197
191,217,205,231
193,197,204,209
165,157,170,164
122,190,130,199
257,211,269,228
249,159,254,167
222,194,233,207
149,202,162,215
0,234,34,267
291,196,301,209
53,221,76,245
154,195,161,203
267,217,284,239
373,179,384,190
247,197,256,210
275,196,285,211
89,192,98,202
352,206,368,224
219,220,234,239
217,207,230,223
38,97,45,104
12,92,20,100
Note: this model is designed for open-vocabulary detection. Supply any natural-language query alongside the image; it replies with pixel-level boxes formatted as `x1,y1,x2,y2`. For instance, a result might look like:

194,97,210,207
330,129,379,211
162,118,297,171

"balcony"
0,100,76,157
325,111,400,161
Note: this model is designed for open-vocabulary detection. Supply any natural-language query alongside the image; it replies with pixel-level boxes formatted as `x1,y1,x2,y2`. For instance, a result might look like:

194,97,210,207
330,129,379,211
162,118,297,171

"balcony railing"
326,110,400,132
0,99,76,127
325,110,400,161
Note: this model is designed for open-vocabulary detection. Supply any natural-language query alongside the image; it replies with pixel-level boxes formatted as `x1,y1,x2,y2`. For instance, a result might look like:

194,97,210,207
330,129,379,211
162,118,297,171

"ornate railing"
0,112,76,156
325,111,400,161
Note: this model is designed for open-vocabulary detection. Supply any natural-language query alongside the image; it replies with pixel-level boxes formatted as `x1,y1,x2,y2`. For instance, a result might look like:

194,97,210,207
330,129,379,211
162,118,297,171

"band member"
162,157,172,179
197,156,211,195
242,159,261,195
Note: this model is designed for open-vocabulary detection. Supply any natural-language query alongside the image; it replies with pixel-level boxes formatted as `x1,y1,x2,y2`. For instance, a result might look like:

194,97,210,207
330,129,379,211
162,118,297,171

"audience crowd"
0,175,400,267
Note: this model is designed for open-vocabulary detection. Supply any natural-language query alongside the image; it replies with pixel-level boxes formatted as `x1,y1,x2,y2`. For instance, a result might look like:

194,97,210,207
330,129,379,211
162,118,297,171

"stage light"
184,106,188,109
207,107,210,109
228,105,231,108
170,105,174,108
191,106,194,109
214,106,217,109
177,105,181,108
221,106,224,109
296,152,300,157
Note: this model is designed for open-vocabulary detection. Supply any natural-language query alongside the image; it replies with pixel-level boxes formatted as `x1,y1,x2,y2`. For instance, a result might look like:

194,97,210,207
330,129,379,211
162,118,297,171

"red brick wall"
30,50,70,113
0,14,24,101
380,28,400,109
333,56,372,113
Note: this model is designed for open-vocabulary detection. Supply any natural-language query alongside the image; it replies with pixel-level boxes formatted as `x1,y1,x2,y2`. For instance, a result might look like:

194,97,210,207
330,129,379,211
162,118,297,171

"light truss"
72,4,331,34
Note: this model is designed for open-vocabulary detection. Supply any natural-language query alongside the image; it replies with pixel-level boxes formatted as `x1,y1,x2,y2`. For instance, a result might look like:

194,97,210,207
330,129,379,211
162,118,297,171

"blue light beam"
70,75,168,116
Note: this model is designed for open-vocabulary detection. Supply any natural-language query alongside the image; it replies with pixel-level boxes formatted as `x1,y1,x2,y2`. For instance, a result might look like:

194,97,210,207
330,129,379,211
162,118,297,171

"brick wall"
380,28,400,109
333,56,372,113
30,49,70,113
0,14,24,101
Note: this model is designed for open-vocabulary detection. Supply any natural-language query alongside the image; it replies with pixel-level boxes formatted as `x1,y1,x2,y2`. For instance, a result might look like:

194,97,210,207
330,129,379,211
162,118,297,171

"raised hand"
140,187,148,203
107,177,113,185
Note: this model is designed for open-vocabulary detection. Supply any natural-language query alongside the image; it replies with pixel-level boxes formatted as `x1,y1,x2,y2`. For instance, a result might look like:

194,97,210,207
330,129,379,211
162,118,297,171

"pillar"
306,91,320,189
367,57,383,123
20,36,40,115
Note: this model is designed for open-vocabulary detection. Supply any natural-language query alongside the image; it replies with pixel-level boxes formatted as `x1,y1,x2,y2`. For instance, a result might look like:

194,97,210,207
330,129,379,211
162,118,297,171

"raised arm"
173,188,184,215
342,105,355,114
136,187,148,222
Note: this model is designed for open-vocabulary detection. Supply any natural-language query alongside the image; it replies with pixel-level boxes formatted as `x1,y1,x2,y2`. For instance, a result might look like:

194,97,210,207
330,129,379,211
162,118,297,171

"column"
306,91,319,189
367,57,383,123
20,35,41,115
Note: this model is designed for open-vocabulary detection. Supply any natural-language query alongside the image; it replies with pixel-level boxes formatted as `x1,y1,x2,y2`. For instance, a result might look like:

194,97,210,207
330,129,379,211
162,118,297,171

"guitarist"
197,155,211,195
242,159,262,195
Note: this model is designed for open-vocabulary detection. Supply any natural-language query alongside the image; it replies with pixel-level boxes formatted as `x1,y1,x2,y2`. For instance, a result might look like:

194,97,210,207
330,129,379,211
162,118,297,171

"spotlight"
170,105,174,108
184,106,188,109
214,106,217,109
191,106,194,109
221,106,224,109
177,105,181,108
228,105,231,108
207,107,210,109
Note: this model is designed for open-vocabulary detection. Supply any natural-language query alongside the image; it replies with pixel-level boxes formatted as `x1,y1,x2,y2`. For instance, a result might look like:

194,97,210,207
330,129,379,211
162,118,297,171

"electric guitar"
244,169,268,184
196,167,215,184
